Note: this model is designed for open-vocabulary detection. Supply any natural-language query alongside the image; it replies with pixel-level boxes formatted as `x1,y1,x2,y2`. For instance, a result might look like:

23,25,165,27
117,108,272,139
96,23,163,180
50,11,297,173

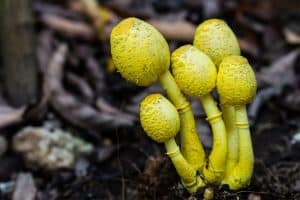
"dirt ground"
0,0,300,199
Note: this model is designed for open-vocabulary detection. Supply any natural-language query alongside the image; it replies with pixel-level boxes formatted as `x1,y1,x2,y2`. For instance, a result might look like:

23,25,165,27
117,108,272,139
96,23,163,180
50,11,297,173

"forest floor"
0,0,300,199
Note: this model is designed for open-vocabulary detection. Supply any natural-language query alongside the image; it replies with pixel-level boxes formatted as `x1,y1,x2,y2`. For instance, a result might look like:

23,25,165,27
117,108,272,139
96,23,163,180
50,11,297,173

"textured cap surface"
193,19,240,66
110,17,170,86
140,94,180,143
171,45,217,97
217,55,257,105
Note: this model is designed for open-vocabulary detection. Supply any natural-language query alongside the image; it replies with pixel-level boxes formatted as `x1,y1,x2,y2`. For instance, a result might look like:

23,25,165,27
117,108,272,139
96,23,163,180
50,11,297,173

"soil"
0,0,300,199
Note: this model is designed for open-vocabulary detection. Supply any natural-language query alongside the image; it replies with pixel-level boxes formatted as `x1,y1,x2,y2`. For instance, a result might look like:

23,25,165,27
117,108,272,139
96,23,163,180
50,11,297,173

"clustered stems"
164,138,196,185
200,94,227,184
223,105,254,189
110,17,257,195
221,105,239,181
159,71,206,171
164,138,205,193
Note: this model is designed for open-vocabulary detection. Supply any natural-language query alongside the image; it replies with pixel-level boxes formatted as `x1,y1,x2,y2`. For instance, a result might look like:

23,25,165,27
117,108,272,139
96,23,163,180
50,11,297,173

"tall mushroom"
217,55,257,189
193,18,241,180
171,45,227,184
110,17,205,171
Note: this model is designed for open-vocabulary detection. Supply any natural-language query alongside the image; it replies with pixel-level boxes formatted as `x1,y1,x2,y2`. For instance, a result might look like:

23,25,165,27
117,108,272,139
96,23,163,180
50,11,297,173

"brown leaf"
256,48,300,87
0,105,25,129
284,28,300,45
40,14,95,40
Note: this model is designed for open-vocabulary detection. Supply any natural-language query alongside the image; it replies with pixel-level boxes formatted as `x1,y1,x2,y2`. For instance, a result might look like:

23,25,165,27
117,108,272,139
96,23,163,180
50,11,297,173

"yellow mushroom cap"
140,94,180,143
171,45,217,98
193,19,240,66
217,55,257,105
110,17,170,86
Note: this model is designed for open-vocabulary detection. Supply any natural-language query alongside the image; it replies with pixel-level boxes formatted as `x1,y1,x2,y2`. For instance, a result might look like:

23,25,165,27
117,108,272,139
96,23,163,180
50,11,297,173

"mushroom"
140,94,205,193
171,45,227,184
193,19,240,67
217,55,257,189
193,18,241,181
110,17,205,171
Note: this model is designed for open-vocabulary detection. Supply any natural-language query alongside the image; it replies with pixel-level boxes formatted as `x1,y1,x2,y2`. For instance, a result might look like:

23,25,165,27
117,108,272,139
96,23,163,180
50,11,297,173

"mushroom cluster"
110,17,257,194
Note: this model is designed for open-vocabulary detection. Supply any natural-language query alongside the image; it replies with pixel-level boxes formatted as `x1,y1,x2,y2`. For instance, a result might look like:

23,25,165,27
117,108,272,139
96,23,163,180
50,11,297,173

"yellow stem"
164,138,205,193
159,71,206,171
199,93,227,184
221,104,239,182
224,105,254,190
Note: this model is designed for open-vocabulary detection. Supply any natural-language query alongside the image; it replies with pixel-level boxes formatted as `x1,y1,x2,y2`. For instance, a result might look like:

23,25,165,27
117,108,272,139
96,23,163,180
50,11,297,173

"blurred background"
0,0,299,199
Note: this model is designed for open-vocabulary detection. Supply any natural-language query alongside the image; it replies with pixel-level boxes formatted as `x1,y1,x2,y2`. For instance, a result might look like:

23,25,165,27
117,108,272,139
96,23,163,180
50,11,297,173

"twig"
96,98,137,122
148,19,196,42
85,56,106,94
0,106,25,129
40,14,95,40
66,72,94,102
46,44,135,134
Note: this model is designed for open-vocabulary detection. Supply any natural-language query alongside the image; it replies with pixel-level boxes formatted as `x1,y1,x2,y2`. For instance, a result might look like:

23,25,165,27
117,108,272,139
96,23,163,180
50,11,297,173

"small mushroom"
140,94,205,193
193,18,241,183
193,19,240,66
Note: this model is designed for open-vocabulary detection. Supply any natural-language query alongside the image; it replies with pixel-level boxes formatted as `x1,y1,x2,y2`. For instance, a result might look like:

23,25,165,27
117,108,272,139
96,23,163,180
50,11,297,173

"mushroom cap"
217,55,257,105
193,19,240,66
140,94,180,143
110,17,170,86
171,45,217,98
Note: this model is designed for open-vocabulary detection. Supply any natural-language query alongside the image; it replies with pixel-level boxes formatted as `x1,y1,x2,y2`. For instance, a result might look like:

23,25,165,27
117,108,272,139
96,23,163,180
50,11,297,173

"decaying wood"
0,0,37,107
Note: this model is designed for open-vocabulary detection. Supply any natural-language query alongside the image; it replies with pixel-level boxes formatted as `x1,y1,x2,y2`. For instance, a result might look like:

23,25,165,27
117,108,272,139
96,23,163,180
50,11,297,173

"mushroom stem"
164,138,205,193
223,105,254,189
160,70,206,171
221,104,239,181
199,93,227,184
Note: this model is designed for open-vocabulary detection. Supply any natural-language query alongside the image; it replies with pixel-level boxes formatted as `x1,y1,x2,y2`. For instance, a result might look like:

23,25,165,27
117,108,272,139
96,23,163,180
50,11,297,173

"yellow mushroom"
171,45,227,184
193,18,241,182
140,94,205,193
193,19,240,67
110,17,205,171
217,55,257,190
